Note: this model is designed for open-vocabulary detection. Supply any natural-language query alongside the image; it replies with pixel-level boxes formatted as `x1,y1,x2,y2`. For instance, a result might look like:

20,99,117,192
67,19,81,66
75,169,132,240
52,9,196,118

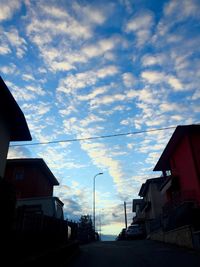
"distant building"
4,158,64,219
139,178,166,220
132,199,145,224
138,177,166,234
0,77,31,177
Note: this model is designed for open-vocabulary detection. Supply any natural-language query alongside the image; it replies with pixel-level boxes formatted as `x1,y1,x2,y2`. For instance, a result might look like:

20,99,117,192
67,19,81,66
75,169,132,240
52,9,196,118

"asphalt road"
68,240,200,267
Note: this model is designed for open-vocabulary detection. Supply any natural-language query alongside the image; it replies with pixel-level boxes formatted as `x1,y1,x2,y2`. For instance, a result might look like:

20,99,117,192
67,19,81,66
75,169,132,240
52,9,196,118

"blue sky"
1,0,200,237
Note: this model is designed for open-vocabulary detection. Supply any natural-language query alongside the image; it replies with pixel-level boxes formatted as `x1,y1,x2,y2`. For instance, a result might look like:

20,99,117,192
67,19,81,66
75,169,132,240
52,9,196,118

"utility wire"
10,125,176,147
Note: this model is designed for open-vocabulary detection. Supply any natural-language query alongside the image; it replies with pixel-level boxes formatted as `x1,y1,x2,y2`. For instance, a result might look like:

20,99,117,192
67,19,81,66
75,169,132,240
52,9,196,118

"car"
125,224,145,240
116,228,127,241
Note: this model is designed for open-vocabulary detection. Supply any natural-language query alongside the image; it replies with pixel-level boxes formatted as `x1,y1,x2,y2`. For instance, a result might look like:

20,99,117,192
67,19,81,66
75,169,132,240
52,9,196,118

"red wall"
4,163,53,199
170,134,200,202
190,132,200,180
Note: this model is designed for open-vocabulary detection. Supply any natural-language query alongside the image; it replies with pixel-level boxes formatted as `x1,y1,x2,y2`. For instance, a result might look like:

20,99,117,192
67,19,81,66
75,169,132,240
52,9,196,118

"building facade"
0,77,31,177
4,158,64,219
154,125,200,213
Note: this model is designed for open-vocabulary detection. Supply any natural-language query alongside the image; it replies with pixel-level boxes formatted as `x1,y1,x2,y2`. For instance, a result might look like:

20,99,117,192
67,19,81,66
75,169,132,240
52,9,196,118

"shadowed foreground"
67,240,200,267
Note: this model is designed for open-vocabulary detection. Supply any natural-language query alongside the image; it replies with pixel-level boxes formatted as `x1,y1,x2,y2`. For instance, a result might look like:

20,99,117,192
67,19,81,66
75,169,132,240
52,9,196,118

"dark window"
15,168,24,180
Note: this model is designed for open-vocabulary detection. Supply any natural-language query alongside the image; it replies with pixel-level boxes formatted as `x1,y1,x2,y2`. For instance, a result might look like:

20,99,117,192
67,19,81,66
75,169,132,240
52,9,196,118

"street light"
93,172,103,234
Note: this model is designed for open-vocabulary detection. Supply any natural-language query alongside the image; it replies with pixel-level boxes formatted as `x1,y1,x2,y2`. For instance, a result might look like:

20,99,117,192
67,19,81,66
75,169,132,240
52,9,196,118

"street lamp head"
94,172,103,178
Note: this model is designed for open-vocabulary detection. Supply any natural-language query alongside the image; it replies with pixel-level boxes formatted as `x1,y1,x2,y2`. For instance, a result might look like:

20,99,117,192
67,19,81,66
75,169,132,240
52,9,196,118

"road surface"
68,240,200,267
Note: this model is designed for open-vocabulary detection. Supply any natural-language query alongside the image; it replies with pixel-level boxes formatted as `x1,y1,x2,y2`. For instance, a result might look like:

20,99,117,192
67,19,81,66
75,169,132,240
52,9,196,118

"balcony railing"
163,190,199,214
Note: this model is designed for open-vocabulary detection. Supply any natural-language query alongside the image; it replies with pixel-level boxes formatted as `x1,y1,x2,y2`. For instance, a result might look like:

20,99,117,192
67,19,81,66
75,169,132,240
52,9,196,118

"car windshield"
128,225,139,229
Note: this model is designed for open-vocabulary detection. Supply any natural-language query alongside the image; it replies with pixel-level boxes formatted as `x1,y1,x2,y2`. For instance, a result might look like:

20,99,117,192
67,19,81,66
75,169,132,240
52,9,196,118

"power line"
10,125,176,147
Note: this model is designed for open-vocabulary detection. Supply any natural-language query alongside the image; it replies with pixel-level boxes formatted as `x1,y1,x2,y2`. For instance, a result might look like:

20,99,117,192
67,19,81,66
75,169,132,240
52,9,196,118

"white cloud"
0,64,16,74
141,71,165,84
26,12,92,41
72,2,106,25
25,1,108,72
164,0,200,19
77,86,110,102
125,11,154,46
142,54,166,67
5,80,37,101
122,72,135,87
90,93,128,108
141,71,184,91
159,102,185,113
22,74,35,81
57,66,119,94
167,76,183,91
80,141,127,198
25,85,46,96
8,146,31,159
1,28,27,58
80,114,105,127
0,0,21,21
0,44,11,55
82,36,122,59
22,102,51,117
191,90,200,100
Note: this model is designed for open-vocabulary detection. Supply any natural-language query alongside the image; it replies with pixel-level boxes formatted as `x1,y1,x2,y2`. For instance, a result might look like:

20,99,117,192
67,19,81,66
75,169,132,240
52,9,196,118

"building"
4,158,64,219
17,196,64,219
138,177,166,234
132,199,145,224
0,76,31,232
153,124,200,231
5,158,59,198
0,76,31,177
148,125,200,249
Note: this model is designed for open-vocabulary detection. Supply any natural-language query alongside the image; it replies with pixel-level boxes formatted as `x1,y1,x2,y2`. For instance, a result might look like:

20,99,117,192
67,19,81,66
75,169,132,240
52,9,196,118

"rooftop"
6,158,59,186
139,177,166,197
153,124,200,171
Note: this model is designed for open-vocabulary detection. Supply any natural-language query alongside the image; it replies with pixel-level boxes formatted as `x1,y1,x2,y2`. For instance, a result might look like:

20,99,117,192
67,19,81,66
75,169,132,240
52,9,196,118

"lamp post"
93,172,103,234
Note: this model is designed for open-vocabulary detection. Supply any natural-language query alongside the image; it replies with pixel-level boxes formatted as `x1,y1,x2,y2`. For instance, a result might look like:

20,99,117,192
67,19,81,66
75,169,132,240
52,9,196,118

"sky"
1,0,200,238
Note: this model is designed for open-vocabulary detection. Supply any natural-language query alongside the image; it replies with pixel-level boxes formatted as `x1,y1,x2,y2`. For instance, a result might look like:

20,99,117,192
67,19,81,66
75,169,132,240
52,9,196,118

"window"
166,170,171,176
15,168,24,180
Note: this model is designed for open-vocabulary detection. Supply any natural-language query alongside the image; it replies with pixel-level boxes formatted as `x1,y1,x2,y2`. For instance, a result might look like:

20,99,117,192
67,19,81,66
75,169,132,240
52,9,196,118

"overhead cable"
10,125,176,147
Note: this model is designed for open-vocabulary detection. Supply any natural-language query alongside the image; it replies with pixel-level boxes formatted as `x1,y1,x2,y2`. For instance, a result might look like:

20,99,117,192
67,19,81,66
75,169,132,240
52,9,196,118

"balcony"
163,190,199,214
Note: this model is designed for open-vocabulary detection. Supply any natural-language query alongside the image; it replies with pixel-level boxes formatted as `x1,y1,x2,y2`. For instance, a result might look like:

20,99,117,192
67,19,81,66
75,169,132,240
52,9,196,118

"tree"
78,215,95,243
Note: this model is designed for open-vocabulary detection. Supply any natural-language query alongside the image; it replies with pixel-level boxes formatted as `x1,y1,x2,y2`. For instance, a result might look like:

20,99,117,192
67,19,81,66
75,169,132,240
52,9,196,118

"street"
68,240,200,267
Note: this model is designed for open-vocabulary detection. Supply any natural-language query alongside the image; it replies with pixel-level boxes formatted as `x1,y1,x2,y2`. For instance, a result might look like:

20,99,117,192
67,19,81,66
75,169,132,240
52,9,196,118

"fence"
14,207,78,252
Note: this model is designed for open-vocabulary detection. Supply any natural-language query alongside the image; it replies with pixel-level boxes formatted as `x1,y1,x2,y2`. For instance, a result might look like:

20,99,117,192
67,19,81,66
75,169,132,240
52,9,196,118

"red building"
4,158,59,199
4,158,64,219
154,125,200,208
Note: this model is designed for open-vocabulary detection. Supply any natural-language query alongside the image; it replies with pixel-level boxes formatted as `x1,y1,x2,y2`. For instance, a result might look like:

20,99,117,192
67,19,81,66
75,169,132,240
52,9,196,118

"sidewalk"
15,241,80,267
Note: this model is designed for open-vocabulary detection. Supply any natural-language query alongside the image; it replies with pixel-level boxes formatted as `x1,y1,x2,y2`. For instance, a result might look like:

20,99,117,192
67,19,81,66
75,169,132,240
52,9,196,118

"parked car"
125,224,145,240
116,228,127,241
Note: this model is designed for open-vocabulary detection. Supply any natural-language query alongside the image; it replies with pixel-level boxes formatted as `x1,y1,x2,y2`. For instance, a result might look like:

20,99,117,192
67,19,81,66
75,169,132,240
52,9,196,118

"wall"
150,225,193,249
144,182,166,220
4,163,53,198
190,132,200,200
17,197,56,217
150,183,166,219
171,135,200,201
0,118,10,177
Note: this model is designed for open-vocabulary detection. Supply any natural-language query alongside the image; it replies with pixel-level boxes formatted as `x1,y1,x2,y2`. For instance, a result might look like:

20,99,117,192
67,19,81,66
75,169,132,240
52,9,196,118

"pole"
93,175,96,233
124,201,127,229
99,213,101,241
